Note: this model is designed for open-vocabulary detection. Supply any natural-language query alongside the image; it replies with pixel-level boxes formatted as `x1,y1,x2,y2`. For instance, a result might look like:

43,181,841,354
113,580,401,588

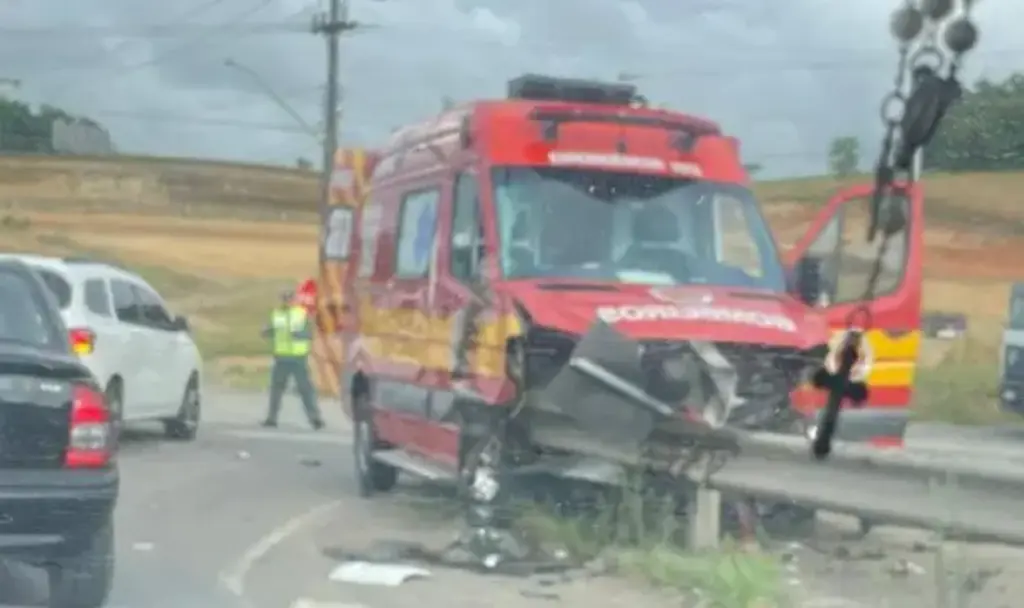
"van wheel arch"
349,373,398,496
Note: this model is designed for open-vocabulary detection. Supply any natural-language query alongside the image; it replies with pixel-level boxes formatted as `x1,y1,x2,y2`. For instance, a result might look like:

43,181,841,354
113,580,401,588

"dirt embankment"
0,153,1020,340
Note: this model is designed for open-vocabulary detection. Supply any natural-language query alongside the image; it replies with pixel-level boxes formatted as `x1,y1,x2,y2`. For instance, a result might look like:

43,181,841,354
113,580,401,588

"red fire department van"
329,74,923,495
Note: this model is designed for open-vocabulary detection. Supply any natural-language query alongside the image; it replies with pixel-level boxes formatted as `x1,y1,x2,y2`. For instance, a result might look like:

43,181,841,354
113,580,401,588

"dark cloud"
0,0,1018,176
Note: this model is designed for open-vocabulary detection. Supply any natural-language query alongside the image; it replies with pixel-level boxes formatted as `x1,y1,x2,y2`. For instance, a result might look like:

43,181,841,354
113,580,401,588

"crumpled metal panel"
539,320,748,449
540,320,657,445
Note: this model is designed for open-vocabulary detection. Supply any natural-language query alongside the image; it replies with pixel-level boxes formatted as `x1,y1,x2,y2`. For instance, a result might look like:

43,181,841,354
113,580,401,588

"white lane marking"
291,600,368,608
219,500,343,598
219,428,352,445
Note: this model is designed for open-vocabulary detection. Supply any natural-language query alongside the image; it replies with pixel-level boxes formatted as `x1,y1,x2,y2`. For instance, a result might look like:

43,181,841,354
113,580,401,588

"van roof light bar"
507,74,638,106
528,108,719,133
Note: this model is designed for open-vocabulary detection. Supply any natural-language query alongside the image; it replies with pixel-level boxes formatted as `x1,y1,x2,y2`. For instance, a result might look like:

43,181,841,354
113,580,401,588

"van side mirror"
171,315,190,332
792,257,823,306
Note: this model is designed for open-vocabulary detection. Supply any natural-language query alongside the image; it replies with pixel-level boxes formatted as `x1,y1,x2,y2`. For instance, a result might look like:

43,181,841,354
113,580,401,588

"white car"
0,254,203,439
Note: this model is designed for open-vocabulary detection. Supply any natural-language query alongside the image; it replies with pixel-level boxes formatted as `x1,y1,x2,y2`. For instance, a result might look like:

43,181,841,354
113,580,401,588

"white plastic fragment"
328,561,431,587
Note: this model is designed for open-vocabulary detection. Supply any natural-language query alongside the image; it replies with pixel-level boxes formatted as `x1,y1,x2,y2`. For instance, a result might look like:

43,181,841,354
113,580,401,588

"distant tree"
928,72,1024,171
828,136,860,178
295,156,313,170
743,162,764,176
0,98,108,153
441,96,456,111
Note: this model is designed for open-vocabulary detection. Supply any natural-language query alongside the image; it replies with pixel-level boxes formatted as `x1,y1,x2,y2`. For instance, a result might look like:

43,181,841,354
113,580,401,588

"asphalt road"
4,389,1024,608
0,389,352,608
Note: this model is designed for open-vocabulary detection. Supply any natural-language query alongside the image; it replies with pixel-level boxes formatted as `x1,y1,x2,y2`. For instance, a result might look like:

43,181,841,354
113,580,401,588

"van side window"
450,172,483,281
357,201,384,278
804,196,910,306
395,188,440,277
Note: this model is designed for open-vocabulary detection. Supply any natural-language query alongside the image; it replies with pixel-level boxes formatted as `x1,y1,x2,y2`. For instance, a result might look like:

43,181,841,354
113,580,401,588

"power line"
634,50,1024,77
0,22,306,37
204,83,323,111
40,0,233,79
86,107,837,162
86,108,311,133
91,0,279,75
39,0,279,98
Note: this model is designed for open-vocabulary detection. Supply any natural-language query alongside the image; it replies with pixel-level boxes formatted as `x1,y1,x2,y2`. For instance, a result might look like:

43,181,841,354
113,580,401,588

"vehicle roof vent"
507,74,638,106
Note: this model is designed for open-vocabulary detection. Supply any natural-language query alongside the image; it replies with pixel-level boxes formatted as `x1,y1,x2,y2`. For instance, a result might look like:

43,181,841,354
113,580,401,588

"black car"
0,259,118,607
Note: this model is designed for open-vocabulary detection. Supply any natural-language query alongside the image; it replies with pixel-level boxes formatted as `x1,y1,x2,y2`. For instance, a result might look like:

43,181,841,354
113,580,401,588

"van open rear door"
787,182,924,444
314,148,380,398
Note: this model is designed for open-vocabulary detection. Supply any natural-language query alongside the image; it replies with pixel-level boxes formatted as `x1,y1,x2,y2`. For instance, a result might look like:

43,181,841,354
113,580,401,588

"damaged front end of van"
498,286,831,477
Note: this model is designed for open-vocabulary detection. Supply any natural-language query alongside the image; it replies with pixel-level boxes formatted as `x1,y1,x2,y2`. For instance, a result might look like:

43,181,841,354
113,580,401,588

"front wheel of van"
352,393,398,497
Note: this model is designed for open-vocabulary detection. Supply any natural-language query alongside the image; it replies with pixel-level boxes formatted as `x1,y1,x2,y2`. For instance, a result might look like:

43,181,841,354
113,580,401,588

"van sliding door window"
357,201,384,278
395,188,440,278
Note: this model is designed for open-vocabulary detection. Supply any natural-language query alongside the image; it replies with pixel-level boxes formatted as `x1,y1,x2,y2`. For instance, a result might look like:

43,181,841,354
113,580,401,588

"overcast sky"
0,0,1020,178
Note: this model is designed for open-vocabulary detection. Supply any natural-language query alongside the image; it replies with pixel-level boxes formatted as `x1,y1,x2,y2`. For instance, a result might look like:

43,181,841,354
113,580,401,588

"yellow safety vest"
271,306,311,357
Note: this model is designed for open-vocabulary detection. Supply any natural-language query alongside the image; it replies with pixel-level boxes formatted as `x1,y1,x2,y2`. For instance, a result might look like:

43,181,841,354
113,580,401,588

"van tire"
352,392,398,497
47,523,114,608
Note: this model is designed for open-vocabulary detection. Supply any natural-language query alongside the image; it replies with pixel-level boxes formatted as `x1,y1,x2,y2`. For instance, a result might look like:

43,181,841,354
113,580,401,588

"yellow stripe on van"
830,328,920,387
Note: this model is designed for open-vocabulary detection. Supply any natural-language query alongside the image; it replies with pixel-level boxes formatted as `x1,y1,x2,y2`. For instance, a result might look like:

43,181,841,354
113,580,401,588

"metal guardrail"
700,431,1024,545
557,345,1024,549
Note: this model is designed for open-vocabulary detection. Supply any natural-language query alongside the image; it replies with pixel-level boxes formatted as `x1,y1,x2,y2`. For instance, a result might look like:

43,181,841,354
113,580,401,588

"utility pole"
311,0,359,224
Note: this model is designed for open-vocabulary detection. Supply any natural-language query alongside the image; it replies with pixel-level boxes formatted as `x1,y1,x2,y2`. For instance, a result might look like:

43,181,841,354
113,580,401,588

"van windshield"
492,166,786,292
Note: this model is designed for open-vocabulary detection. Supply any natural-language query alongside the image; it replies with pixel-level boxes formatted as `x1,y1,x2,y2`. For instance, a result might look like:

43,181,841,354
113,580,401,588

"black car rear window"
0,268,65,351
34,268,72,310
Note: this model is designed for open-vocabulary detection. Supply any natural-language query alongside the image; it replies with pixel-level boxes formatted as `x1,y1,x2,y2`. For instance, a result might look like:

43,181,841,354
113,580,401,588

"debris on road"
328,561,431,587
888,558,925,577
322,534,574,579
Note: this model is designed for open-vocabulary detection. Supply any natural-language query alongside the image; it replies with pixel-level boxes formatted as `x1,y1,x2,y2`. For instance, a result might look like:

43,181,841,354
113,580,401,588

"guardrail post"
687,456,721,550
688,484,721,549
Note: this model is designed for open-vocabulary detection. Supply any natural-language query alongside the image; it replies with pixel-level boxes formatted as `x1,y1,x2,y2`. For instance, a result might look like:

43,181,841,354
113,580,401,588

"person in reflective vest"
261,289,324,429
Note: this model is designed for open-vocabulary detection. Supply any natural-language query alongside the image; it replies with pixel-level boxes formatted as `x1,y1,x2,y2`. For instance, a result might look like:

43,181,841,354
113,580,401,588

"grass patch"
211,358,270,391
129,263,210,297
516,482,787,607
912,336,1020,426
618,545,783,607
190,296,272,359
